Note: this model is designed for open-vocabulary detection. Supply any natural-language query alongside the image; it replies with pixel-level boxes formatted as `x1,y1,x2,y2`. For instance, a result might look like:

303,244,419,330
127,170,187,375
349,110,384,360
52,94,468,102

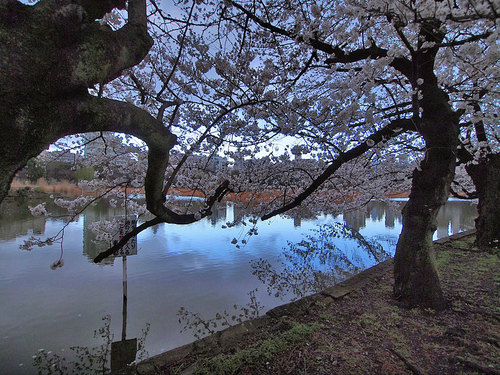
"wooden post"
122,255,127,342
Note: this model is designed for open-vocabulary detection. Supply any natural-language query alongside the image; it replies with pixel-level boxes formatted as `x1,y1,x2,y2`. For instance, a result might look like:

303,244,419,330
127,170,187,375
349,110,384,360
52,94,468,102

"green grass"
435,249,451,268
193,321,321,375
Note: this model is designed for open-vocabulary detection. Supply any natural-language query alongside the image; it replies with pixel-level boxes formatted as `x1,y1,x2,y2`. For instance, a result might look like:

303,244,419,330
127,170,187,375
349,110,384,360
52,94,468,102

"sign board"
110,215,137,257
111,338,137,371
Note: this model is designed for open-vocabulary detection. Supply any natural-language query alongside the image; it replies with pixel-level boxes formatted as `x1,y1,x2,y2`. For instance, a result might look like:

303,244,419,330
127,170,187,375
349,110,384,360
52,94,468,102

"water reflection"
252,221,393,300
32,315,149,375
112,247,138,373
339,199,477,238
0,198,478,258
0,215,46,240
435,201,478,238
0,198,47,240
31,254,147,374
82,204,124,266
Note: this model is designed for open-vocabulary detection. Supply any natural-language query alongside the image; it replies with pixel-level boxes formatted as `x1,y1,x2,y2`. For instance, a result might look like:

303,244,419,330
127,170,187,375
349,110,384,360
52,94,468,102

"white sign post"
110,215,137,257
109,215,138,371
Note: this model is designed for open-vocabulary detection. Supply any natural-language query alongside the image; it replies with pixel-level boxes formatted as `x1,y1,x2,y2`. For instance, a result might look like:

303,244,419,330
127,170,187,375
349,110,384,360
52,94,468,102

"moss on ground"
192,321,321,375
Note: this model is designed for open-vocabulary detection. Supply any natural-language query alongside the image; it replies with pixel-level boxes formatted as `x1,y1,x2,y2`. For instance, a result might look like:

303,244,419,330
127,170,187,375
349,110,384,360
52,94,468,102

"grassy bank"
137,232,499,375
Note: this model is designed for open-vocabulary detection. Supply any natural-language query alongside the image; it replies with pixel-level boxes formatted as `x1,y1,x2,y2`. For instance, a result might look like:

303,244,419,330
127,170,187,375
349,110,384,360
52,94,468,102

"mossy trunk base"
394,134,456,310
474,153,500,248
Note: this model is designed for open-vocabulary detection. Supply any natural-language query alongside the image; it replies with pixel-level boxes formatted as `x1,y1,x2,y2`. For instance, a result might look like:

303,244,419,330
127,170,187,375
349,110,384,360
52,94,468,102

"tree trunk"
393,144,455,310
393,43,458,309
473,153,500,248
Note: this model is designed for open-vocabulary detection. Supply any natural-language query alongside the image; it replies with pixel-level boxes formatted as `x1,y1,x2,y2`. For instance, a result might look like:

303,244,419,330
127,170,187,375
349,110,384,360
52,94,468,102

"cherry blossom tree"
219,0,499,309
1,0,300,262
455,106,499,248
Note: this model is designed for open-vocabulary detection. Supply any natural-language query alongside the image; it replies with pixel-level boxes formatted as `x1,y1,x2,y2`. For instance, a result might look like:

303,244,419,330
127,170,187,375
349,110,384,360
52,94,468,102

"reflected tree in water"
252,222,392,300
177,289,265,340
32,316,150,375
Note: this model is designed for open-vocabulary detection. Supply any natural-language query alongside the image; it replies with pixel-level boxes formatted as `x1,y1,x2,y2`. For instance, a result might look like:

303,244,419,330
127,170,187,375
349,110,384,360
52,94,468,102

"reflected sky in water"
0,198,477,374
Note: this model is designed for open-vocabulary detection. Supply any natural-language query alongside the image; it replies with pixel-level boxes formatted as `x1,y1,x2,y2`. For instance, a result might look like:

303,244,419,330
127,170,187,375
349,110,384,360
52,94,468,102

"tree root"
456,356,500,375
389,348,425,375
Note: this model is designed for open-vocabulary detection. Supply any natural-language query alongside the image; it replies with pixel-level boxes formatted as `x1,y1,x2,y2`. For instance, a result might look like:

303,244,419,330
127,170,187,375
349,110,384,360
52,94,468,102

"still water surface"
0,198,477,374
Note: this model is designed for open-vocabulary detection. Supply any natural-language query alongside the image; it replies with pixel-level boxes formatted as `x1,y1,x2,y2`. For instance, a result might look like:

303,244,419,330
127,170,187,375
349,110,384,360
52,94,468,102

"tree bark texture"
457,116,499,248
471,153,500,248
394,91,458,309
0,0,168,208
393,146,453,310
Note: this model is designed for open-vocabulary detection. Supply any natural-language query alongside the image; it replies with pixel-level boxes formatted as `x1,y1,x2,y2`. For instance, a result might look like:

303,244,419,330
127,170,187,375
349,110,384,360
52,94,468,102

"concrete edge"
434,229,476,244
134,230,476,375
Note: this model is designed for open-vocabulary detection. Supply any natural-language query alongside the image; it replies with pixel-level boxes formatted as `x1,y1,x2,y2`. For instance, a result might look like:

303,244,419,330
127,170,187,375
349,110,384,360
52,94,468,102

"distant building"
40,150,77,164
171,153,228,172
207,155,228,172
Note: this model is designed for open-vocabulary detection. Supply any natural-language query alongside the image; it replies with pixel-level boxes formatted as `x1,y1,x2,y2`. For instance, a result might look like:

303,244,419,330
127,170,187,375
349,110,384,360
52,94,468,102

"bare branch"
437,31,492,48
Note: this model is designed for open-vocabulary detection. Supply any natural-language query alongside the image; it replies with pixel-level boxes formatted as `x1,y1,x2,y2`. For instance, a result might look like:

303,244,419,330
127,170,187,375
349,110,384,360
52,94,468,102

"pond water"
0,197,477,374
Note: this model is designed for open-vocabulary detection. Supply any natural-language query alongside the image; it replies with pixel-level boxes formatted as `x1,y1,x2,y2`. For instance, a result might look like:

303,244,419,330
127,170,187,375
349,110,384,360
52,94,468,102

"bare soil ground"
144,233,499,375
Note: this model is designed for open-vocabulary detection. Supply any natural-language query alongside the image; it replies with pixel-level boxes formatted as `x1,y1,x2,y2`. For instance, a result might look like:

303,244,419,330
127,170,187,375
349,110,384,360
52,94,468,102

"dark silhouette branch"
229,0,412,77
261,118,416,220
93,217,163,263
94,180,232,262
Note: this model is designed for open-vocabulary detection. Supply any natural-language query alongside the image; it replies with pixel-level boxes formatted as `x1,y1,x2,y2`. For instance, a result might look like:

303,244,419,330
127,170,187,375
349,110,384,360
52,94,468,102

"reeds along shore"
10,178,413,202
10,178,83,196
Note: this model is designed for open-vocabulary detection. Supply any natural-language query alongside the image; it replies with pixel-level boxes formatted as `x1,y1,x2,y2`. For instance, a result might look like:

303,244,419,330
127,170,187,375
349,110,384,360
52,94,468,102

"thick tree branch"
261,118,416,220
127,0,147,26
0,92,177,207
93,217,163,263
0,1,156,208
36,0,127,20
456,140,474,165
